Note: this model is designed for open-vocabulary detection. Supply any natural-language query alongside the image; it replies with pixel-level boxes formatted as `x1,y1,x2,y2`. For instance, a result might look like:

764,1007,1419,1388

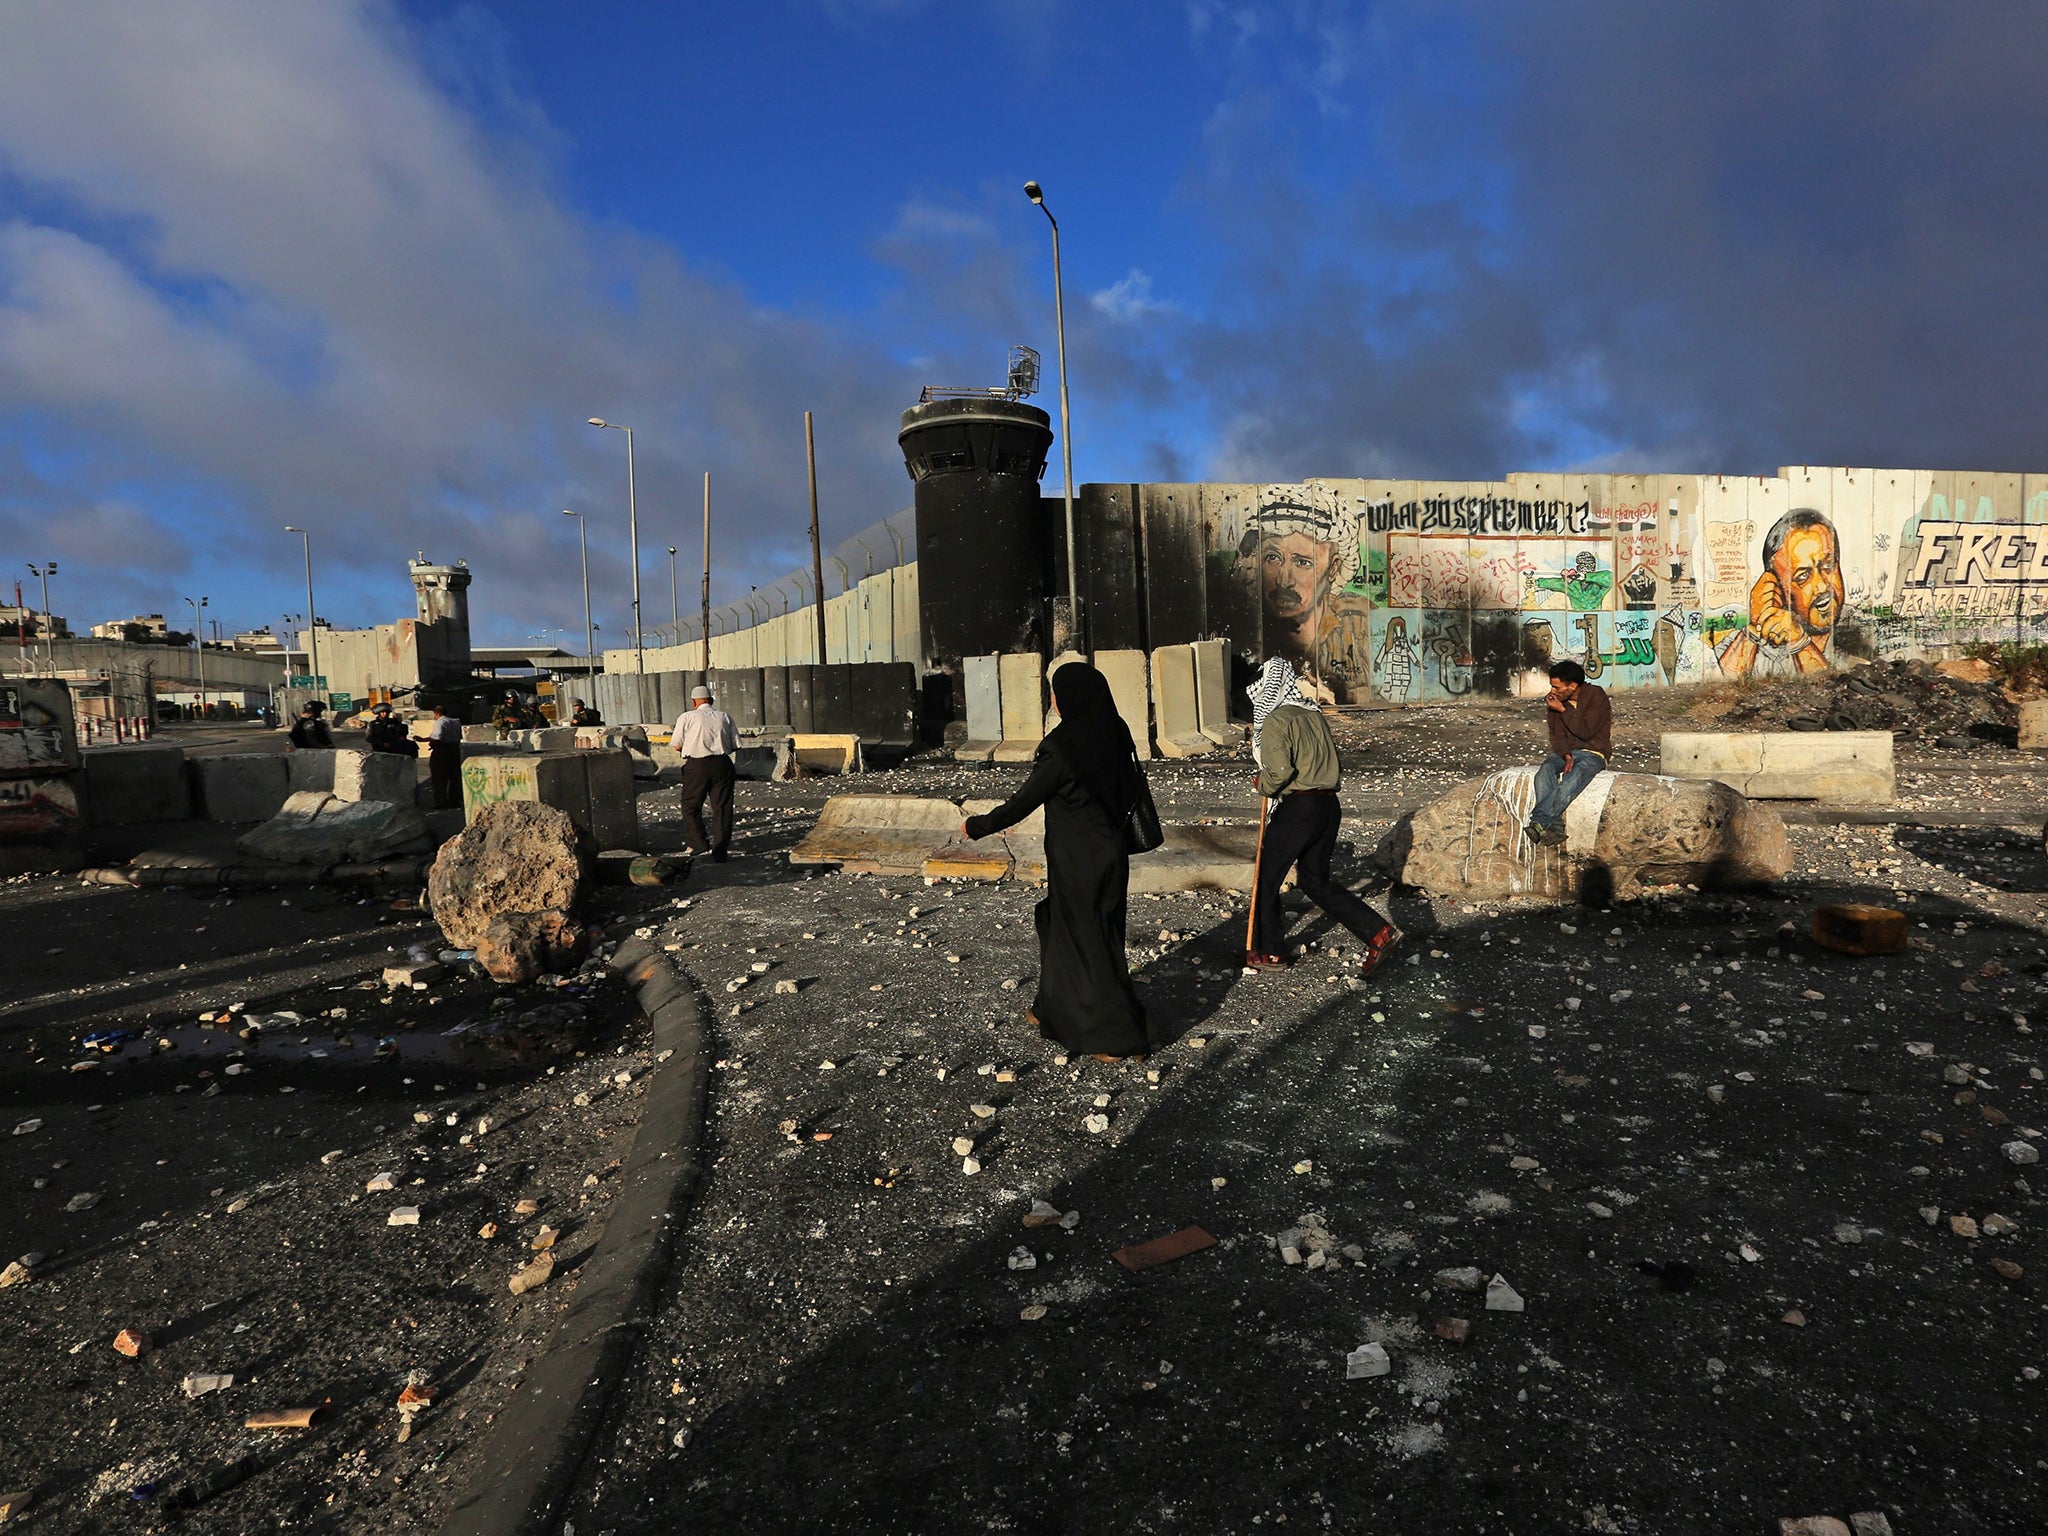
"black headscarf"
1044,662,1140,818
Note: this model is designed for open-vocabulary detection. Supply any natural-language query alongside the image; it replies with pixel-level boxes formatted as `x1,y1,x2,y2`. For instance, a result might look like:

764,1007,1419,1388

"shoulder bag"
1123,751,1164,855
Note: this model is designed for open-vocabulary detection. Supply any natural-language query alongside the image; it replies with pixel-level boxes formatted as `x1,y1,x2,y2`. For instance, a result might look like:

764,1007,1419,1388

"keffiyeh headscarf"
1247,656,1312,733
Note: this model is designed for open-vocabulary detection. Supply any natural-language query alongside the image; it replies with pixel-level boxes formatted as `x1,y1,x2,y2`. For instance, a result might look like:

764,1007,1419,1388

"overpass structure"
1,638,289,695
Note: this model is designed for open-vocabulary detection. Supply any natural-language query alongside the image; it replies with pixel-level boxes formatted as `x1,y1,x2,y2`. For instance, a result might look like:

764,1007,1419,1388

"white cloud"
0,1,919,641
1090,269,1173,323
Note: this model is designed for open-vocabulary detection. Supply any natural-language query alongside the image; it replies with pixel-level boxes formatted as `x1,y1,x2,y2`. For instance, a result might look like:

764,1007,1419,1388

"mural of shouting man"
1715,509,1844,678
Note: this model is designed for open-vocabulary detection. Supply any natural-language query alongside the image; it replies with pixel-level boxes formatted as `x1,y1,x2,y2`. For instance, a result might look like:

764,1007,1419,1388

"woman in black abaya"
961,662,1149,1061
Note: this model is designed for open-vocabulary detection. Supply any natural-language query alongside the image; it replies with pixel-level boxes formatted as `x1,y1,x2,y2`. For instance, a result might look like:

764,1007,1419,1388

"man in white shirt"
670,684,738,861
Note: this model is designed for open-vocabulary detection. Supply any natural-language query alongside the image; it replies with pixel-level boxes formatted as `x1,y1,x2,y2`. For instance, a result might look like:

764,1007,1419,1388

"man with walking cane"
1243,657,1401,974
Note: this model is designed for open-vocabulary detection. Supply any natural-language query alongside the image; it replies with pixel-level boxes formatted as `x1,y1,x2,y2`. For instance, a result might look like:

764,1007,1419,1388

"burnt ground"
0,858,682,1533
569,712,2048,1536
3,681,2046,1533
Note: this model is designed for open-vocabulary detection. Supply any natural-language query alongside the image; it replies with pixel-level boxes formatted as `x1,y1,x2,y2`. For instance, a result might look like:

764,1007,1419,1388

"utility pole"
806,412,828,667
700,471,712,674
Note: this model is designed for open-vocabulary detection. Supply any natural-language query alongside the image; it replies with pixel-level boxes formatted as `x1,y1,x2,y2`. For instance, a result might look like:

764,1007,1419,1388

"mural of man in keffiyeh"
1234,485,1364,700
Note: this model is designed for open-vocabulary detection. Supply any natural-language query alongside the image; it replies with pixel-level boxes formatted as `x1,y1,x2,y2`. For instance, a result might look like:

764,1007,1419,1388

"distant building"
0,604,69,638
89,613,168,641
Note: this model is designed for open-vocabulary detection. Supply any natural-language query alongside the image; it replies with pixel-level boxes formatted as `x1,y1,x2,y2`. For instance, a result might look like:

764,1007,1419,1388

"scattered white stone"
1435,1267,1485,1292
1588,1202,1615,1219
366,1172,396,1192
387,1206,421,1226
1006,1246,1037,1271
63,1192,99,1213
2004,1142,2040,1166
320,1150,345,1166
1083,1113,1110,1135
962,1156,982,1176
11,1119,40,1136
1485,1273,1525,1312
1919,1206,1940,1226
182,1373,234,1397
1833,1223,1863,1245
952,1136,975,1156
970,1104,996,1119
1023,1199,1063,1227
1345,1343,1391,1379
774,980,798,995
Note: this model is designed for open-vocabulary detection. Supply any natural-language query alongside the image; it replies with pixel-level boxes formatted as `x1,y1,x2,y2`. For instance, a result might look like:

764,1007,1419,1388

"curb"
435,935,709,1536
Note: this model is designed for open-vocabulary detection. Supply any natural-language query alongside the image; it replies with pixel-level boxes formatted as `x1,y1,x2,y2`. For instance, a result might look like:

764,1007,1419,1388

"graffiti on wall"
1198,473,2048,704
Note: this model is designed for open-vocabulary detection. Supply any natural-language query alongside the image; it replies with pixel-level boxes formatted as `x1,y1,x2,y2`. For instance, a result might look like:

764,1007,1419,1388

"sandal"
1356,925,1402,977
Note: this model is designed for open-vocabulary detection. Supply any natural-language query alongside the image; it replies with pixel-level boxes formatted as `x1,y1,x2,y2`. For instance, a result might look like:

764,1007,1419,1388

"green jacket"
1256,704,1341,797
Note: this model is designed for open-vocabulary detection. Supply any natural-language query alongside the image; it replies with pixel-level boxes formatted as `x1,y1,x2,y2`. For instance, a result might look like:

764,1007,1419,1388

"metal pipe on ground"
79,859,431,890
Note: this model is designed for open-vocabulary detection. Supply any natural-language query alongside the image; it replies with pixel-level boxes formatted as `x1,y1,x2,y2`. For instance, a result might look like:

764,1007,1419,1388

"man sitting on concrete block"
1525,659,1611,847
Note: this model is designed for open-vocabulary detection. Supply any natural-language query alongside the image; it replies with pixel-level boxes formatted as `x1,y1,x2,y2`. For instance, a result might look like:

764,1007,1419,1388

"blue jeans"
1529,751,1603,831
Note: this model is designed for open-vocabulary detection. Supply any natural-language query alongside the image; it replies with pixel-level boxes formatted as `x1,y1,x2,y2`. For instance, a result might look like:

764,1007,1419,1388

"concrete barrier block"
1753,731,1893,802
2021,699,2048,750
460,752,588,831
1149,645,1209,758
1660,733,1766,782
790,794,963,875
956,654,1002,763
1094,649,1152,761
286,748,342,793
83,744,191,825
992,653,1045,764
189,754,290,823
461,725,499,743
1191,639,1238,746
333,750,418,805
773,734,864,781
583,748,640,849
530,727,575,752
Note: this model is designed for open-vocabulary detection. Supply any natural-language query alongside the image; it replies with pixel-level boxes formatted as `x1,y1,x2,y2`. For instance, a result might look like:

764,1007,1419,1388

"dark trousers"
1252,791,1390,956
428,745,462,810
678,755,736,856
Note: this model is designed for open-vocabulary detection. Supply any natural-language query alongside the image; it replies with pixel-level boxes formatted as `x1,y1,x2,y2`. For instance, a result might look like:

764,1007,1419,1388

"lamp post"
667,545,680,648
1024,180,1081,653
184,595,208,715
700,472,713,674
562,510,596,680
282,612,301,688
25,561,56,669
283,526,320,698
587,417,643,674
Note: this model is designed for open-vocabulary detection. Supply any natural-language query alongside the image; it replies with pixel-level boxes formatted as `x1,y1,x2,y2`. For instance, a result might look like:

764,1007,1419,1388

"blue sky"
1,2,2044,647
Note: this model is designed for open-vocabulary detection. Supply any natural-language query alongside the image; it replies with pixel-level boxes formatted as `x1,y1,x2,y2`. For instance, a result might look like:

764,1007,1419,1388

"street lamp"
587,417,643,675
24,561,56,669
667,545,680,648
283,526,320,698
1024,179,1081,652
184,595,208,715
282,612,301,687
563,510,596,679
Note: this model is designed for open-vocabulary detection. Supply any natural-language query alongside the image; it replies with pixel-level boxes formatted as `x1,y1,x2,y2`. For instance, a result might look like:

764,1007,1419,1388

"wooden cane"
1244,794,1270,958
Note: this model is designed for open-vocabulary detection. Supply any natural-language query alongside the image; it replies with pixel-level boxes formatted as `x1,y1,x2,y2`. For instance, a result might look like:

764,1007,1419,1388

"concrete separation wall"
992,653,1044,764
1660,730,1895,804
434,937,709,1536
1150,645,1210,758
956,654,1000,763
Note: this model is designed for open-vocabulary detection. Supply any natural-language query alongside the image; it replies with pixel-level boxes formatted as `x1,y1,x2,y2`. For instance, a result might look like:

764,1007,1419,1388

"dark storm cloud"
1182,1,2048,481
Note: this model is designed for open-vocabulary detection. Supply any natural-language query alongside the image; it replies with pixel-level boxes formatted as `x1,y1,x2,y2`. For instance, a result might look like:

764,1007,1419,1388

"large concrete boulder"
234,791,433,865
427,800,587,949
476,909,588,984
1373,768,1790,902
